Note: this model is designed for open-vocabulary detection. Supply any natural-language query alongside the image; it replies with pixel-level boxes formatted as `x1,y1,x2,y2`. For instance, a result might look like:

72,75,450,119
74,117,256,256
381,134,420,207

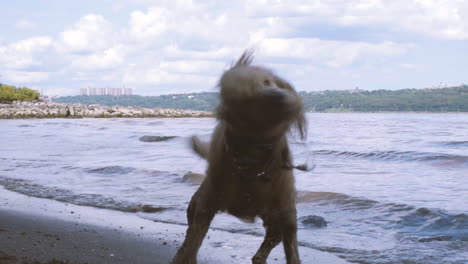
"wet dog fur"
171,50,306,264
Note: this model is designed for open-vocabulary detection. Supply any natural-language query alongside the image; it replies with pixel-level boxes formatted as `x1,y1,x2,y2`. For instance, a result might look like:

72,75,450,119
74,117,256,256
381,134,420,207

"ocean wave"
3,172,464,264
120,120,138,125
0,176,169,213
146,121,164,126
85,166,136,175
398,207,468,241
296,203,468,264
436,140,468,148
297,191,379,210
298,191,414,215
297,191,468,242
82,166,177,181
43,121,90,127
311,149,468,164
303,241,468,264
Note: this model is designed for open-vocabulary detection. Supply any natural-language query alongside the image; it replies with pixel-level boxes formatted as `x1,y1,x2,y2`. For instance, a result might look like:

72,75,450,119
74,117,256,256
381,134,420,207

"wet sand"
0,209,178,264
0,188,350,264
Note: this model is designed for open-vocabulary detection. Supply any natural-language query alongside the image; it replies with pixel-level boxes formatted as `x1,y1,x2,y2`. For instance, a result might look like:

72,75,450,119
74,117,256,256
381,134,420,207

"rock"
59,107,68,116
299,215,328,228
418,235,453,242
139,136,177,142
140,205,167,213
141,108,155,115
119,107,132,116
0,102,212,119
182,172,205,184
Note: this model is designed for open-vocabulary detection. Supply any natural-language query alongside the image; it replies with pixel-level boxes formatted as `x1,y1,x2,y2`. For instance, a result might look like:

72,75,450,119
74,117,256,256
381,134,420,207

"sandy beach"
0,187,350,264
0,209,177,264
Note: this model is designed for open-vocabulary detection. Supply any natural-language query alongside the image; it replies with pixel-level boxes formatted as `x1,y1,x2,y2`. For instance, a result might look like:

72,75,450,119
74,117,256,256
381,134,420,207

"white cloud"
59,14,115,54
122,65,218,92
248,0,468,40
46,1,422,93
12,36,53,54
339,0,468,40
71,45,128,70
127,7,169,42
3,70,49,83
163,45,237,61
0,36,52,70
57,14,130,72
159,59,225,74
258,38,413,67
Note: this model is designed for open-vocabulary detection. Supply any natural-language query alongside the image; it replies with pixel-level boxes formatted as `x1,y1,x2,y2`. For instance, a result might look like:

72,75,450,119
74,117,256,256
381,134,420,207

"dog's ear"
295,108,307,140
274,76,308,140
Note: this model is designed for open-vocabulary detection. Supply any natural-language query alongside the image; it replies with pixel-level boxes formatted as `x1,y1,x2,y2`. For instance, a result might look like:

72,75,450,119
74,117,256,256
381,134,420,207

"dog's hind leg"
171,184,217,264
281,211,301,264
252,220,283,264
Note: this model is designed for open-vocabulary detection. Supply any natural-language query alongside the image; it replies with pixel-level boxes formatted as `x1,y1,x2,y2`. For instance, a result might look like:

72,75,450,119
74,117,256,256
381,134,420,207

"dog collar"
224,132,275,181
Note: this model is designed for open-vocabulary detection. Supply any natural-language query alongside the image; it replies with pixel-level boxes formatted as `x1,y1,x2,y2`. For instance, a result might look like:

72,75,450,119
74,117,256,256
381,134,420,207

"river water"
1,113,467,263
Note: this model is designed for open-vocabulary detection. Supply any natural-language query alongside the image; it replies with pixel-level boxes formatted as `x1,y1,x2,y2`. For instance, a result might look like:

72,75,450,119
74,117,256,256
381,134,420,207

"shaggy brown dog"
171,50,306,264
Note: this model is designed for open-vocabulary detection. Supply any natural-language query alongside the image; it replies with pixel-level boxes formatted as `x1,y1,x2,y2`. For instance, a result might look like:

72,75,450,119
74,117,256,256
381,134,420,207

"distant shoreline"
307,111,468,114
1,101,465,119
0,101,213,119
54,86,468,113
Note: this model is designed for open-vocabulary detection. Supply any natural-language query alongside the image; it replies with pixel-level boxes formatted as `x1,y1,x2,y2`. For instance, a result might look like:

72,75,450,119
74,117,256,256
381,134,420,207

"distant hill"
54,85,468,112
54,92,219,111
300,85,468,112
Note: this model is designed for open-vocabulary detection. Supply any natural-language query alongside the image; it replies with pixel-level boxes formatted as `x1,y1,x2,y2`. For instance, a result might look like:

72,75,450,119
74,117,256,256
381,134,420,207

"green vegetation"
54,85,468,112
0,84,40,103
300,85,468,112
55,92,219,111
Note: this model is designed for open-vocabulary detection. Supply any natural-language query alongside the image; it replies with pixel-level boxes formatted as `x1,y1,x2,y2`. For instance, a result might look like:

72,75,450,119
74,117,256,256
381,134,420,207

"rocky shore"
0,101,213,118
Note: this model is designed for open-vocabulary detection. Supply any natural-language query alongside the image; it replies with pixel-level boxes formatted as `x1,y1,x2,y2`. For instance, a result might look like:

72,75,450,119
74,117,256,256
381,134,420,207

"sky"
1,0,467,96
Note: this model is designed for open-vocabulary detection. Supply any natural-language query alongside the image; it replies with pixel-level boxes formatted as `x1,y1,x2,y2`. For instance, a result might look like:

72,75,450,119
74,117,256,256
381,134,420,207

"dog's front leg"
171,186,217,264
281,211,301,264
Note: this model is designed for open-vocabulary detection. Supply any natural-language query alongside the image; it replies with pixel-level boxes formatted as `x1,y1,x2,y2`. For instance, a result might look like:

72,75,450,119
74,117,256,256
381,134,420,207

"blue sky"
1,0,467,96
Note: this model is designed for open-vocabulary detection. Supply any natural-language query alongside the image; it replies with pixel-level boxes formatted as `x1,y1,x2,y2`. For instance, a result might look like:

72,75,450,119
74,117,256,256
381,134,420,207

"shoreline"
1,101,466,119
0,209,177,264
308,111,468,114
0,187,350,264
0,101,213,119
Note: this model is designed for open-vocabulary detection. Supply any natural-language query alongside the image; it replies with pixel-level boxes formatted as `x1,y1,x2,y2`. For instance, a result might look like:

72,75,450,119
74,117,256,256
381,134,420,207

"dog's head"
217,50,306,140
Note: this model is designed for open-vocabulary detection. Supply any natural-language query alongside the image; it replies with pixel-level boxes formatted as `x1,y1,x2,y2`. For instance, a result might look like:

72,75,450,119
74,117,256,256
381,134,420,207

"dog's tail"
292,162,315,172
190,135,210,160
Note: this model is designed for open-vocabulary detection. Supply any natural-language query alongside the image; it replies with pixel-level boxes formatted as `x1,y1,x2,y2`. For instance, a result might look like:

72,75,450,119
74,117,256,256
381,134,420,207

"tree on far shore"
54,85,468,112
0,84,40,103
